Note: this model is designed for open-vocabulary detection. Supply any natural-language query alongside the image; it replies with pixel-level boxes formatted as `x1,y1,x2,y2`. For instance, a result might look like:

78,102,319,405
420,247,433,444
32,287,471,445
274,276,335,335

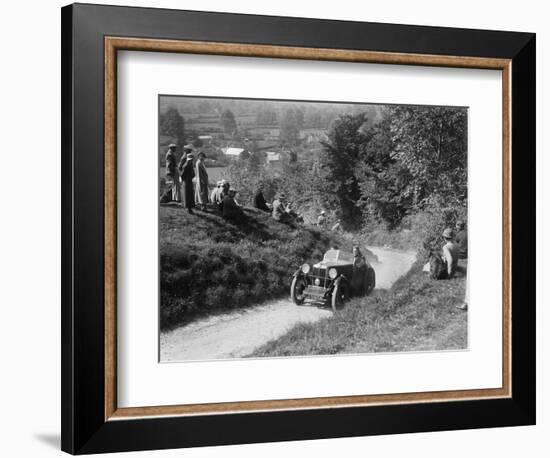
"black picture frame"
61,3,535,454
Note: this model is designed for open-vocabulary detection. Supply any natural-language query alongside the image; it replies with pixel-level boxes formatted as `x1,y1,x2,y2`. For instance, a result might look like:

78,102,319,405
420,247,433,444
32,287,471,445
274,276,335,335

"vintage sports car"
290,249,376,312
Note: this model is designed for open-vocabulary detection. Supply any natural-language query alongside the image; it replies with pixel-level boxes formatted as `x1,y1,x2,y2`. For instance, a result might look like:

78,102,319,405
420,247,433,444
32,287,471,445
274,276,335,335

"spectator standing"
194,151,209,211
177,144,193,175
165,144,180,202
180,153,195,214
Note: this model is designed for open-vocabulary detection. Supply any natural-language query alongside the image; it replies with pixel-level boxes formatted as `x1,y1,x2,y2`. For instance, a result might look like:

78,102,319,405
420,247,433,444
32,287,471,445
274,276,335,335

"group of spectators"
252,185,303,224
162,143,209,214
162,143,245,219
162,144,304,224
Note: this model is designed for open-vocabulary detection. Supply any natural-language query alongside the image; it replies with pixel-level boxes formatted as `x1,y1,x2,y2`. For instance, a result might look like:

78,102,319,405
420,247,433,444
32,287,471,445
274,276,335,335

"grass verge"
249,261,467,357
160,204,348,330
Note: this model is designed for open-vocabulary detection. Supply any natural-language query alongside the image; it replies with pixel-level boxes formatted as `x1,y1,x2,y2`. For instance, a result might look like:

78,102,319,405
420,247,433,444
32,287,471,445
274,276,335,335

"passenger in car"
352,246,366,269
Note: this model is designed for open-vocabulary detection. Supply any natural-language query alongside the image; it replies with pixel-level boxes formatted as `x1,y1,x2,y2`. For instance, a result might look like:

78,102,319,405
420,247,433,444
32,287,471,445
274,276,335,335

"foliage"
319,113,373,229
220,109,237,136
222,151,330,225
319,106,467,241
279,107,304,146
256,108,278,125
159,106,185,147
388,106,467,211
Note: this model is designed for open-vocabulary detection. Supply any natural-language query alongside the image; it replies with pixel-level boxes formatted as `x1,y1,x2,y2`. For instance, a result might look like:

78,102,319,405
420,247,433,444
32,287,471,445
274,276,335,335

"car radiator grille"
309,267,329,289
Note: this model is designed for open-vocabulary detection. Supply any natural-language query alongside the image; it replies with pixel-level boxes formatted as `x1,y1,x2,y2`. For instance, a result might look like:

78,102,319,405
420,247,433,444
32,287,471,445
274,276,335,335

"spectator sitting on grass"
217,180,230,213
222,187,245,221
272,193,292,223
317,210,326,227
253,185,271,212
210,181,223,207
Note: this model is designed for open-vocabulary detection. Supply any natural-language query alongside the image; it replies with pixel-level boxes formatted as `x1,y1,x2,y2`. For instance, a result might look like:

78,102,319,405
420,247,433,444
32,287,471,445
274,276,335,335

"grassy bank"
249,261,467,357
160,205,348,330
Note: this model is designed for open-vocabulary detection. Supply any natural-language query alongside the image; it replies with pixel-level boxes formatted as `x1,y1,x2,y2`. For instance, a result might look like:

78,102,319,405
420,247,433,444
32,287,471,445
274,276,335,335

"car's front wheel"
331,281,347,312
290,276,307,305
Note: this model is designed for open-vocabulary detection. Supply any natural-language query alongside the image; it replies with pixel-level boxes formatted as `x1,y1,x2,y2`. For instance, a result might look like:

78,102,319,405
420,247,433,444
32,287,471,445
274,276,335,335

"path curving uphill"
160,246,417,362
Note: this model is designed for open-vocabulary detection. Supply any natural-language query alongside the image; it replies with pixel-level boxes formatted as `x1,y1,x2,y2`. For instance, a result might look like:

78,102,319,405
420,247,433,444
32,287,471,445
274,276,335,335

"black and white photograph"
158,95,469,362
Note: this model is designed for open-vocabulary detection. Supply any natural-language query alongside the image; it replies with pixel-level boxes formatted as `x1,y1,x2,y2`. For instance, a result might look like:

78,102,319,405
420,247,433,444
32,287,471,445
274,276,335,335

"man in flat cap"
177,144,194,174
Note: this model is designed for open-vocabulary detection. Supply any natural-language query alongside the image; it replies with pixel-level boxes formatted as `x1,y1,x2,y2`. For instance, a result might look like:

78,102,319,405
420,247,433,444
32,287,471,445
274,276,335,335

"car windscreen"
323,250,353,263
336,251,353,262
323,249,339,262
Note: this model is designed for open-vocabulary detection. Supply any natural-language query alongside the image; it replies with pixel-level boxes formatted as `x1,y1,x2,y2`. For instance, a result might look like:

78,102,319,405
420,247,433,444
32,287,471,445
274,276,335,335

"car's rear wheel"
290,276,307,305
366,268,376,295
331,282,347,312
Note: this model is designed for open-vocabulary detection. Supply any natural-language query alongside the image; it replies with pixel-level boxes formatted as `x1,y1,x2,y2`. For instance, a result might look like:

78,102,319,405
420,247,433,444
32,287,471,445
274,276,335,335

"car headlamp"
301,263,311,274
328,268,338,279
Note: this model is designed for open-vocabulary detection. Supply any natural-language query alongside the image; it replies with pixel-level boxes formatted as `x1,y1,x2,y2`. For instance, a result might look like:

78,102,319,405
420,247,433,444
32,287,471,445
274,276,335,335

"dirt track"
160,246,416,362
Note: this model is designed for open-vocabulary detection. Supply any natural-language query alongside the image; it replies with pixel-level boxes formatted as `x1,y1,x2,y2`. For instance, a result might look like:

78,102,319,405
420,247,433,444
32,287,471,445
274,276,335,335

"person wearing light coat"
164,144,180,202
194,152,209,211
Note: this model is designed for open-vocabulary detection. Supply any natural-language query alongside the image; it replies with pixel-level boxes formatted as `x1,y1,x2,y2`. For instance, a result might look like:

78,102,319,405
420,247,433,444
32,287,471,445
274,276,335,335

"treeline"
227,105,468,251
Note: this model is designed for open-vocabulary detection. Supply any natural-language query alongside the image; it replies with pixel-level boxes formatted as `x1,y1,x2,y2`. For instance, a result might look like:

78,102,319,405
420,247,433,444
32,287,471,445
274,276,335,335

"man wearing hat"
177,144,194,173
271,192,290,222
194,151,209,211
211,180,223,207
222,187,244,221
165,144,180,202
441,227,459,278
180,151,195,213
317,210,327,227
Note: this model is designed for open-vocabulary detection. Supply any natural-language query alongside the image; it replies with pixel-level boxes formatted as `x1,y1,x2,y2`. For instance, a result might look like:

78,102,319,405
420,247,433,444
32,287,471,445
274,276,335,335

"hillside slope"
160,205,347,330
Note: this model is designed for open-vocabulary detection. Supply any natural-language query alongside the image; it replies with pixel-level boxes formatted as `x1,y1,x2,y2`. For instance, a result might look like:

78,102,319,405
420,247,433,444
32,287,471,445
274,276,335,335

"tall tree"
220,109,237,136
160,106,185,147
279,107,304,146
320,113,373,228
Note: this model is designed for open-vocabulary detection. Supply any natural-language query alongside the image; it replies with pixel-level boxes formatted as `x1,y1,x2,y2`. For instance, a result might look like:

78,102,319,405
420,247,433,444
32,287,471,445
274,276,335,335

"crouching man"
428,228,459,280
